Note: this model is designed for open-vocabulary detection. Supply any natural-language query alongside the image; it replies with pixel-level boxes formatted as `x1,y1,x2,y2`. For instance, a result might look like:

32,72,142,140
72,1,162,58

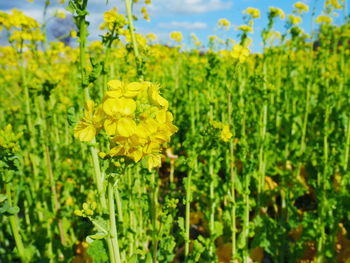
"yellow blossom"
288,14,302,25
220,125,232,142
316,14,333,24
217,18,230,29
293,2,309,13
170,31,183,43
244,7,260,18
269,7,285,19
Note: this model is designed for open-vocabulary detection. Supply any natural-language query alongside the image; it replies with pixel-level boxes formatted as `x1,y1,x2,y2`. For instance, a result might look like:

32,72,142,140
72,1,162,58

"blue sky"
1,0,349,52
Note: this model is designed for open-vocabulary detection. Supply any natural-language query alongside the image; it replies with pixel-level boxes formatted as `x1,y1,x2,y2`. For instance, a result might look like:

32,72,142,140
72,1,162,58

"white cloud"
159,21,207,30
151,0,232,15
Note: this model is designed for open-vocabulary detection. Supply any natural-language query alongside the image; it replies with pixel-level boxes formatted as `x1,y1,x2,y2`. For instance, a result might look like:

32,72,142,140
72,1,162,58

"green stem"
184,160,193,261
6,183,27,262
78,0,90,101
90,142,107,210
227,93,237,261
108,180,121,263
124,0,141,74
242,172,251,263
150,172,159,263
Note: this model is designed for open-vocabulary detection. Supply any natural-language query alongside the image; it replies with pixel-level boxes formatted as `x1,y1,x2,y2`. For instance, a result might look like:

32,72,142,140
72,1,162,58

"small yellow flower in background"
170,31,183,43
70,30,77,38
145,0,151,4
217,18,230,29
27,0,34,2
100,7,126,31
191,33,201,47
269,7,285,19
141,6,150,21
231,44,250,63
220,125,232,142
293,2,309,13
326,0,343,9
146,33,157,42
209,35,217,42
59,0,65,4
56,10,66,19
0,124,23,151
236,25,253,33
243,7,260,19
288,14,302,25
316,14,333,24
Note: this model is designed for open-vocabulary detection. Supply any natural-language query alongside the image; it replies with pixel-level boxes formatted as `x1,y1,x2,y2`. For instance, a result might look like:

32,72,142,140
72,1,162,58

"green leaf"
87,239,109,263
86,232,108,243
0,194,7,203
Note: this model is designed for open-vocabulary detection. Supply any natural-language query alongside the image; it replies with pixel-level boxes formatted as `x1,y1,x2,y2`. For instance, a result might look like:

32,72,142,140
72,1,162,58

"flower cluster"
217,18,231,29
210,120,233,142
74,80,178,171
170,31,183,43
293,2,309,13
269,7,285,20
0,9,43,43
99,7,126,32
231,44,250,63
243,7,261,19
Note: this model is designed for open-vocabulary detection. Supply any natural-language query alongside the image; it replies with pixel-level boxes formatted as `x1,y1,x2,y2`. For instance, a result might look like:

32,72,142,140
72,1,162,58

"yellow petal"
74,122,96,142
109,146,125,157
128,148,143,162
143,142,160,154
124,82,143,97
103,98,118,116
84,100,94,119
106,90,122,98
93,106,106,127
155,110,167,123
108,79,123,90
117,118,136,137
104,118,117,135
116,98,136,115
147,154,162,171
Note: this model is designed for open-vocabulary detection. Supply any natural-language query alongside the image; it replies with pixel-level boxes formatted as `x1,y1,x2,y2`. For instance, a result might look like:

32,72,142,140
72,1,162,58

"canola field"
1,0,350,262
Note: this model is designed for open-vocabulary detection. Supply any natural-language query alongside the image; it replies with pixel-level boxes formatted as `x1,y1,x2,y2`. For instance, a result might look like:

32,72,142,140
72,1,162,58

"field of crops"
1,0,350,262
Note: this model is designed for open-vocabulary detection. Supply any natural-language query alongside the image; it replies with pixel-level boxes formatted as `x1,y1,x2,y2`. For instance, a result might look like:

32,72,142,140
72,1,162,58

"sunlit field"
1,0,350,262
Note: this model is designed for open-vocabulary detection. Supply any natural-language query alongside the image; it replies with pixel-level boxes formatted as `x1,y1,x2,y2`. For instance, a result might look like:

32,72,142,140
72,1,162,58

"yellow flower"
269,7,285,19
217,18,230,29
316,14,333,24
70,30,77,38
56,10,66,19
231,44,250,63
141,6,150,21
74,100,104,141
220,125,232,142
288,14,302,25
147,154,162,171
146,33,157,42
75,80,178,171
170,31,183,43
236,25,253,33
326,0,342,9
244,7,260,19
293,2,309,13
